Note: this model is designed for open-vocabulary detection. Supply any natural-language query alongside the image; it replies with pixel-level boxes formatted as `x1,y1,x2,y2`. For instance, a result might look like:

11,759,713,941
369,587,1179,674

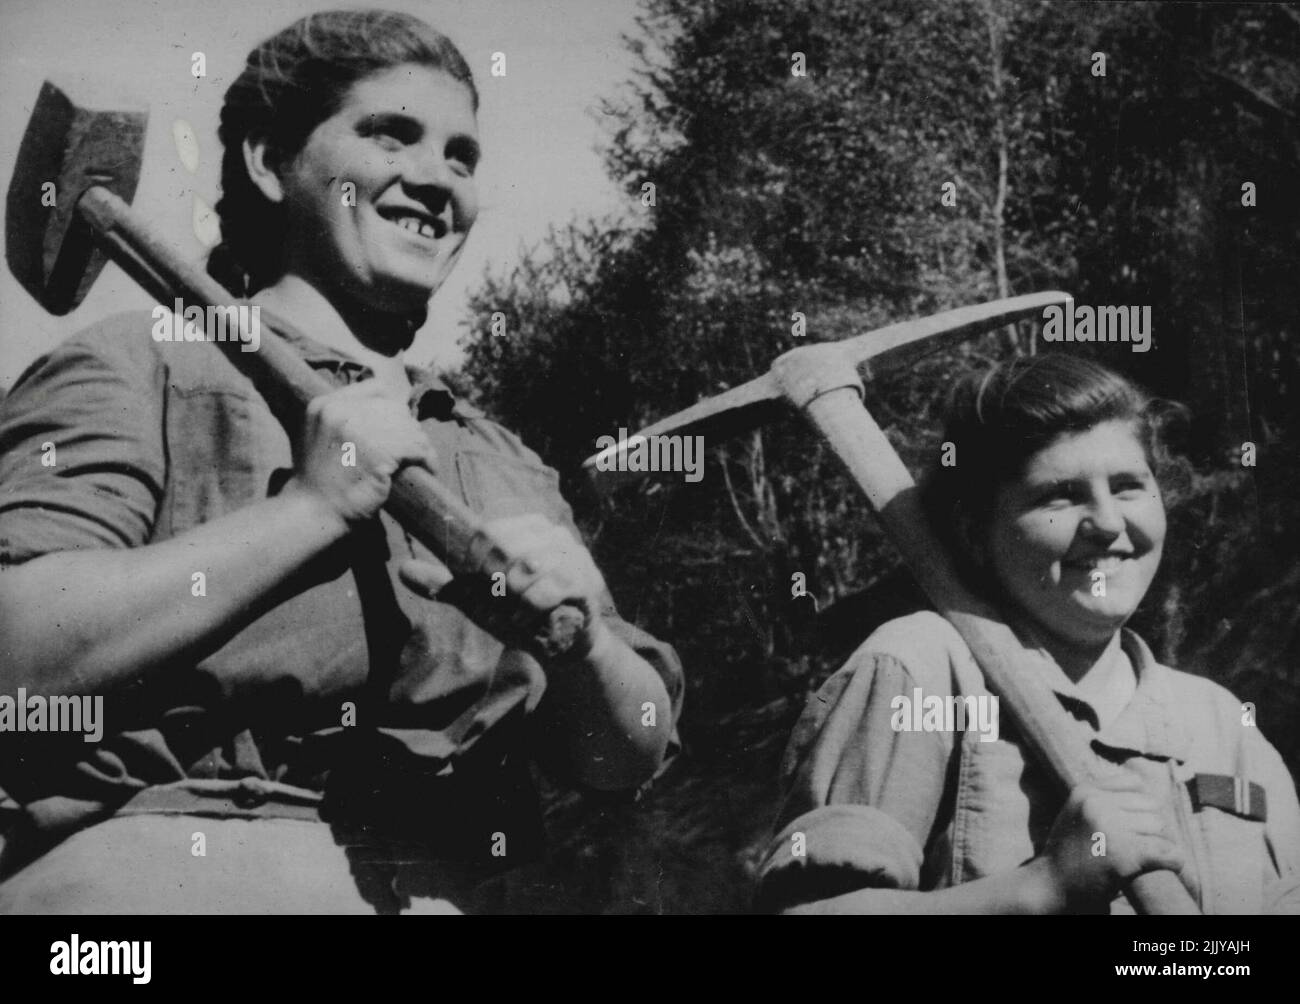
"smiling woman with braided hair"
0,8,682,914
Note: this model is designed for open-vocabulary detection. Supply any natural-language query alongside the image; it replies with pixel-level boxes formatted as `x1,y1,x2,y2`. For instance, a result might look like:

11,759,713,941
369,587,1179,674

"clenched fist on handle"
269,382,667,790
284,381,440,530
1026,771,1187,913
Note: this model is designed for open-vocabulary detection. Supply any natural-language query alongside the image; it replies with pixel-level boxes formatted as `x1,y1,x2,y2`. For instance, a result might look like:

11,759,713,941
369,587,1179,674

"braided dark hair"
206,9,478,296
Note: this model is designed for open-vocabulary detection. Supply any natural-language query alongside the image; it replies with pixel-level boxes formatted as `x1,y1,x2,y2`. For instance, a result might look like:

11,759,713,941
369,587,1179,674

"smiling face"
269,63,480,313
981,419,1166,651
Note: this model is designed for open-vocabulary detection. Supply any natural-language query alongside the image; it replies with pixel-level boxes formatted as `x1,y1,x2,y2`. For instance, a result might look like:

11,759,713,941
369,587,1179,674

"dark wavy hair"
205,9,478,296
920,353,1187,593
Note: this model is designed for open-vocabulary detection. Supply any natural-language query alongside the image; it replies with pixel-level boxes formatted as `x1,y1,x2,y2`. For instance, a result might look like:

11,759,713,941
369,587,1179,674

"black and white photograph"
0,0,1296,966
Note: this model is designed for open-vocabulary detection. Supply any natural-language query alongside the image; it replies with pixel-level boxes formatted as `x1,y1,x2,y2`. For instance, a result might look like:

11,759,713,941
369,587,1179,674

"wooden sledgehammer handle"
76,186,589,661
775,350,1199,915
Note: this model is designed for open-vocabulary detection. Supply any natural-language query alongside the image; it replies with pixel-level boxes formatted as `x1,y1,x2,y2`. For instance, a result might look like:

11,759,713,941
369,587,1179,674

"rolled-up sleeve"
526,583,685,796
0,319,165,566
755,646,956,912
510,446,686,794
604,610,686,770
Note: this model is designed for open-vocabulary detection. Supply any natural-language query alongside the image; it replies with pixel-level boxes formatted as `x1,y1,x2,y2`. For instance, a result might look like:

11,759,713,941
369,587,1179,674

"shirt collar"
255,306,484,422
1010,616,1190,763
1096,629,1190,762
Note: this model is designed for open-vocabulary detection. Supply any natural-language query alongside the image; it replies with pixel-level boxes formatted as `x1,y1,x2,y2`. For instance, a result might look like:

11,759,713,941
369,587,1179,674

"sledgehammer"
5,78,587,660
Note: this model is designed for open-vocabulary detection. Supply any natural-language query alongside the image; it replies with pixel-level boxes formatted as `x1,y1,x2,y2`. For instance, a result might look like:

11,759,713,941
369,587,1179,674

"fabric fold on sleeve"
756,619,962,911
756,803,925,912
0,320,166,565
605,613,687,768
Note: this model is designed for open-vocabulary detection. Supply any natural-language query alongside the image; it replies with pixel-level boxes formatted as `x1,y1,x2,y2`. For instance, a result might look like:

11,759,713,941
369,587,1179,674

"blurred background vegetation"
448,0,1300,912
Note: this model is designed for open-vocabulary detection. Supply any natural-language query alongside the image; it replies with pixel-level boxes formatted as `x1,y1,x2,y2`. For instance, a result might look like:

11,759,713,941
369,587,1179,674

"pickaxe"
584,294,1201,915
5,78,585,659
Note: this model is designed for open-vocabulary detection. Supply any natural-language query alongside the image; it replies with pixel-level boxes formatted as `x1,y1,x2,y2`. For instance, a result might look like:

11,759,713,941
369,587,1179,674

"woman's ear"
242,135,285,205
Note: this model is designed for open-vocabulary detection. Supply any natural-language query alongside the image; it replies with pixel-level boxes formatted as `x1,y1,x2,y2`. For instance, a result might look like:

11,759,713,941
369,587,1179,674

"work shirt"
757,610,1300,914
0,308,684,868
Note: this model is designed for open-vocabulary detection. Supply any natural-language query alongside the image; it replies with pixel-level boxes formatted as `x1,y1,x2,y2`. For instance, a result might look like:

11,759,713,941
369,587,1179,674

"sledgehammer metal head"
583,292,1072,492
6,78,147,315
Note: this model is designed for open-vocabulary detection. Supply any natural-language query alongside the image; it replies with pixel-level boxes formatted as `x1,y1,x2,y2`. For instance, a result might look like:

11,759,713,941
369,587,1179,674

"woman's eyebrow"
355,114,479,158
1021,478,1078,499
1025,468,1151,492
353,111,420,137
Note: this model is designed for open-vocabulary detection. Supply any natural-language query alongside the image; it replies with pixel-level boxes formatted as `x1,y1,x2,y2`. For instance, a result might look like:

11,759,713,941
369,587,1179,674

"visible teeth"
393,215,437,238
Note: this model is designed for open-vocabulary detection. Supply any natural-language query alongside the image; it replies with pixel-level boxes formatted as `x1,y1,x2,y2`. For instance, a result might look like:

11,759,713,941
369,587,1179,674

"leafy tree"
458,0,1300,769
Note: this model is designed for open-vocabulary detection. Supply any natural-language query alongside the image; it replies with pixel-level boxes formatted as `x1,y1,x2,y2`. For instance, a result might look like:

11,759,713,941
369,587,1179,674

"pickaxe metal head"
6,78,147,315
583,292,1072,491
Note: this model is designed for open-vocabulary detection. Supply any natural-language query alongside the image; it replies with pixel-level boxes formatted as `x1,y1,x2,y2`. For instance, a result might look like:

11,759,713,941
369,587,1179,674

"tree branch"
981,0,1018,353
718,444,768,550
1201,67,1296,126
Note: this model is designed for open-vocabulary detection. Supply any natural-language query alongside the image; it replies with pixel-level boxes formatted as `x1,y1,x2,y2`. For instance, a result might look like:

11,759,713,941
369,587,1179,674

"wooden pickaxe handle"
74,186,589,661
773,350,1199,915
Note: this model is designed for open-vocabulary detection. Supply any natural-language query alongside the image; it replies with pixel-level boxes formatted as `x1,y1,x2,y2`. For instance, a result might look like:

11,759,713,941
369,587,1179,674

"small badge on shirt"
1186,774,1267,822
